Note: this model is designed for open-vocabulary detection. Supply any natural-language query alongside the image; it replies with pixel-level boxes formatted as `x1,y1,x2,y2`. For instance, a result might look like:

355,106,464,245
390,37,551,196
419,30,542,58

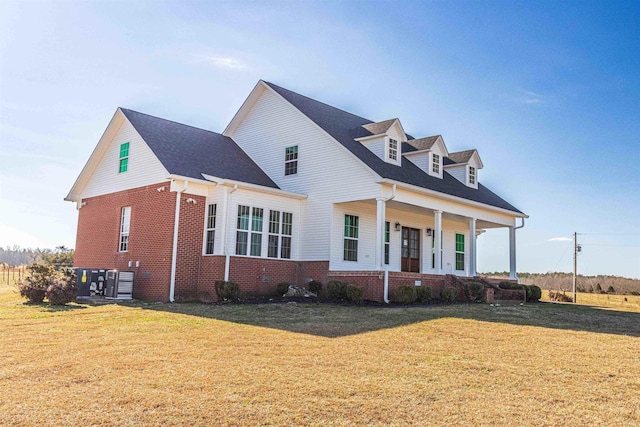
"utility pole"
572,232,577,303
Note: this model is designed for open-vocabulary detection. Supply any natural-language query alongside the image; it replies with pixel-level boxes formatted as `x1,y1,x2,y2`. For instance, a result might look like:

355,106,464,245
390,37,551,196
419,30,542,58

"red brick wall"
327,271,446,302
173,193,207,301
74,183,176,301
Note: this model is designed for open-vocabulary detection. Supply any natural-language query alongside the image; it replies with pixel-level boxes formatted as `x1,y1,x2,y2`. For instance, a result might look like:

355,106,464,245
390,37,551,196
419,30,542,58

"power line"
579,233,640,236
580,244,640,247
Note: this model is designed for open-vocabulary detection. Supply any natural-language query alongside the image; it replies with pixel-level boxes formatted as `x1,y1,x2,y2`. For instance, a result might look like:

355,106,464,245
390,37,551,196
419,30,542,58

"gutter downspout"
382,184,397,303
223,184,238,281
169,180,188,302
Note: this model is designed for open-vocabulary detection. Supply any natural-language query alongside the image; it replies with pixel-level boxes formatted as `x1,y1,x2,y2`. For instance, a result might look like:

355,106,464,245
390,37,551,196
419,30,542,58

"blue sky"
1,0,638,277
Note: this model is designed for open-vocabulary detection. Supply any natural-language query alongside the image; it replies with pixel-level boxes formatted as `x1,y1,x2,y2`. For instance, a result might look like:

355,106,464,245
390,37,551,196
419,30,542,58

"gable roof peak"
448,149,478,164
406,135,441,151
362,118,399,136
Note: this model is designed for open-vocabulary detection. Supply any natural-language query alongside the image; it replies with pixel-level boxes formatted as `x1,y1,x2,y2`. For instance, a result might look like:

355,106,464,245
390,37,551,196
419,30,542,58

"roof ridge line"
263,81,374,124
120,108,225,137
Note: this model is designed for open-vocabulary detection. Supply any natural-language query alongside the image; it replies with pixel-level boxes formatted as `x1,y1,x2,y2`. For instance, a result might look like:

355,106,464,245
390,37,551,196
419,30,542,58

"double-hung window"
388,138,398,161
119,142,129,173
455,233,465,271
236,205,250,255
285,145,298,176
205,204,216,255
236,205,263,256
268,210,293,259
119,206,131,252
250,208,263,256
343,214,359,261
384,221,390,265
432,153,440,174
469,166,476,185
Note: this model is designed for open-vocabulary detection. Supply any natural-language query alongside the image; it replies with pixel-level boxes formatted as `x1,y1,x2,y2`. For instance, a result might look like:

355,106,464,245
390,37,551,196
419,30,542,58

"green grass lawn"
1,284,639,426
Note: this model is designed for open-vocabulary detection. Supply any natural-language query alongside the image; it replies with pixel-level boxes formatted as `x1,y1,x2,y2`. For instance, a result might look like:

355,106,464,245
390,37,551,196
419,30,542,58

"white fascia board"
390,119,407,141
378,178,529,218
471,151,484,169
65,108,133,202
199,173,308,200
354,134,385,142
402,148,432,157
434,136,449,157
443,163,465,170
222,80,267,137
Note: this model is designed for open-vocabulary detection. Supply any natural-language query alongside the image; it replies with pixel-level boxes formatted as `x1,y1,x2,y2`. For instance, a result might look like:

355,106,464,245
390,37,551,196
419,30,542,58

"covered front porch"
328,184,526,301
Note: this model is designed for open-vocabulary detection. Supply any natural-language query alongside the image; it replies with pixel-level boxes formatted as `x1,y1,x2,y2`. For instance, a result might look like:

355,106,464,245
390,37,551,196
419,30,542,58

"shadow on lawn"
21,301,88,312
139,300,640,338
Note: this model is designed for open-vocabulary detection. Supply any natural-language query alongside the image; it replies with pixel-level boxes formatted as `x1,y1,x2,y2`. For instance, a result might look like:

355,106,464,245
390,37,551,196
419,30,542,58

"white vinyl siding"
82,117,169,198
445,164,467,184
228,86,379,261
331,200,472,275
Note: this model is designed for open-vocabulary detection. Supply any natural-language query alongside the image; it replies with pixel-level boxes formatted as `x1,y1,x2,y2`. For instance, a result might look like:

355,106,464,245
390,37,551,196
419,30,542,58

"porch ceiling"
336,198,510,229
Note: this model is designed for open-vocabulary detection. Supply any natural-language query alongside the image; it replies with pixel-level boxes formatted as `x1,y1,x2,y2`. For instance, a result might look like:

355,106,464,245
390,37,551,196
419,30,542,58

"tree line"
0,245,74,268
481,271,640,295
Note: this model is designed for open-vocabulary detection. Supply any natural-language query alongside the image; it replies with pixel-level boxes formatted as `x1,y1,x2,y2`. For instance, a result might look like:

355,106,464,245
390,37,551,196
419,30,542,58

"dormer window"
469,166,476,185
388,138,398,161
432,153,440,174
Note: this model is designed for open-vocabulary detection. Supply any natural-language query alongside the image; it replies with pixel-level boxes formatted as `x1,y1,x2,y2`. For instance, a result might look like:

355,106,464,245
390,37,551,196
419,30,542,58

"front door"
401,227,420,272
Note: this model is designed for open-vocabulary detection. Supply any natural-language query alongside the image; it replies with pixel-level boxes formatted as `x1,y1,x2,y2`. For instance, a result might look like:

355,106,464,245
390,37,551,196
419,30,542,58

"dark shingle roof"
406,135,441,152
264,82,523,214
362,119,398,136
120,108,278,189
448,149,476,164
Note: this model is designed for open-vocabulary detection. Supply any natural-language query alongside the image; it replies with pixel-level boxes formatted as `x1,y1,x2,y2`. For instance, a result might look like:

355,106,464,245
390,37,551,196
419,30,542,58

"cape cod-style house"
65,80,527,302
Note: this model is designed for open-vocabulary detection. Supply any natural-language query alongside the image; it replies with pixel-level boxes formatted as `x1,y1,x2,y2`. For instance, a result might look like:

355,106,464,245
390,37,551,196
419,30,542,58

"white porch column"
375,198,386,270
509,226,517,280
434,210,442,274
469,217,477,277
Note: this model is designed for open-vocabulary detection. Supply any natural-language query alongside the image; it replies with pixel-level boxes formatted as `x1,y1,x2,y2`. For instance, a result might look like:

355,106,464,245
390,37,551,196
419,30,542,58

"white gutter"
169,180,188,302
223,184,238,281
382,184,396,304
378,178,529,219
200,174,308,200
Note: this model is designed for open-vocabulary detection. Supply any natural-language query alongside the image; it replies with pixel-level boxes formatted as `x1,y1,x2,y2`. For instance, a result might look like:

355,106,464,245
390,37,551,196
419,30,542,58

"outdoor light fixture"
395,222,401,231
426,228,433,236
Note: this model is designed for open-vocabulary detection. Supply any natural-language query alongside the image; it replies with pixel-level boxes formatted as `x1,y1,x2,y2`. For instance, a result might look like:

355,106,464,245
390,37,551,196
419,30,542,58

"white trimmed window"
432,153,440,174
343,214,359,261
119,206,131,252
205,204,217,255
236,205,264,256
268,210,293,259
469,166,476,185
384,221,390,265
119,142,129,173
455,233,465,271
388,138,398,161
285,145,298,176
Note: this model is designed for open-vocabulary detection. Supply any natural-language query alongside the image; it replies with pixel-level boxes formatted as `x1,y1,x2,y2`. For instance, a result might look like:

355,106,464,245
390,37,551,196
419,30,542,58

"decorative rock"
284,285,317,298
